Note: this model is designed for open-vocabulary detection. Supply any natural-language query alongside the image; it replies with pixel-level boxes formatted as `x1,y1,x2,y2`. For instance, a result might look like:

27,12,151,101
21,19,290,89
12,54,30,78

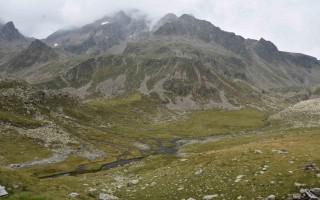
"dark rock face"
253,38,281,61
0,22,26,42
152,13,178,32
154,14,247,55
6,39,58,71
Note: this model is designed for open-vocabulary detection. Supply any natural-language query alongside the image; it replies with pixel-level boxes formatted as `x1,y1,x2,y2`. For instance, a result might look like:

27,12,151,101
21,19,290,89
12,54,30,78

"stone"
272,149,288,154
0,185,8,197
310,188,320,196
99,193,119,200
203,194,219,200
235,175,245,182
130,179,139,185
178,186,184,191
291,193,301,200
69,192,79,198
187,198,196,200
304,163,320,172
254,149,263,154
266,194,276,200
195,169,203,176
88,187,97,192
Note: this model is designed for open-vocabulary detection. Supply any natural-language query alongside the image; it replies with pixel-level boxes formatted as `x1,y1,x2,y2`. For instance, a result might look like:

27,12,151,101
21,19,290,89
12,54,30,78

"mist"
0,0,319,58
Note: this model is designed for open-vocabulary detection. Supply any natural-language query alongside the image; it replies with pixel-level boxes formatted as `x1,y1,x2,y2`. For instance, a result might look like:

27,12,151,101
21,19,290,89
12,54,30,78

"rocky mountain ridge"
1,11,320,110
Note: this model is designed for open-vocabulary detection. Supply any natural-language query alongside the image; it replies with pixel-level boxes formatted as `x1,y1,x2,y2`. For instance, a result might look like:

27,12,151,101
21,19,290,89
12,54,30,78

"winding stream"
38,135,227,179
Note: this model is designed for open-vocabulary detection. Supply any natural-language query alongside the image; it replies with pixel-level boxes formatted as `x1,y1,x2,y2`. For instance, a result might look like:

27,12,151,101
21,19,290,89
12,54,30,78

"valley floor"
0,91,319,200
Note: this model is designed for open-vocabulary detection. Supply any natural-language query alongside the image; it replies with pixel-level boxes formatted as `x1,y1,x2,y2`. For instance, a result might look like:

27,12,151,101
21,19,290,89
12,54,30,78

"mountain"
152,13,178,31
36,13,320,110
1,12,320,110
45,11,149,55
4,39,59,72
0,21,30,67
0,21,26,42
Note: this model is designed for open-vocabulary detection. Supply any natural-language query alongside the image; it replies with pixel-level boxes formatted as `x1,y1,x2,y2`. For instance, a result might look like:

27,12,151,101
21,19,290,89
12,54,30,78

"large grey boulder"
99,193,119,200
0,185,8,197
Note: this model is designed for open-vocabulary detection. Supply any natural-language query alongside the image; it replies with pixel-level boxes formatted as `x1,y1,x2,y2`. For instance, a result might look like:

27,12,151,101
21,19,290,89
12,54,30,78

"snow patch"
101,21,110,25
53,43,59,47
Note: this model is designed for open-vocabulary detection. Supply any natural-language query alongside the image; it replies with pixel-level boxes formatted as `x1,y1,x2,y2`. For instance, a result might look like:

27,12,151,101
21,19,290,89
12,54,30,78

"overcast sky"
0,0,319,58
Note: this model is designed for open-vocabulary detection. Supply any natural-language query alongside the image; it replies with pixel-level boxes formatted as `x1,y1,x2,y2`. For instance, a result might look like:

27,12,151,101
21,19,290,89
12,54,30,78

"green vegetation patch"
0,129,52,165
0,111,43,128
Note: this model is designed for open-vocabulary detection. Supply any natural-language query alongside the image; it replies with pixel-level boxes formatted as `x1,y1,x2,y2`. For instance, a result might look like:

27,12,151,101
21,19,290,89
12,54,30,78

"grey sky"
0,0,319,58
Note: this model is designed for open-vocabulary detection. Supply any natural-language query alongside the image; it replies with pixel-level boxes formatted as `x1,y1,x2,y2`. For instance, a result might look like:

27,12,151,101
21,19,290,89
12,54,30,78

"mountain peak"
179,14,196,20
113,11,131,24
29,39,49,49
6,39,58,71
258,38,278,51
4,21,15,28
0,21,25,41
153,13,178,31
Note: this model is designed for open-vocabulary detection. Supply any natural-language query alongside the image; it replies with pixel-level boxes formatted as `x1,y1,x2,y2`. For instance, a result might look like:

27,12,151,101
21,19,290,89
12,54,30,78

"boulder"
203,194,218,200
99,193,119,200
265,194,276,200
310,188,320,196
0,185,8,197
69,192,79,198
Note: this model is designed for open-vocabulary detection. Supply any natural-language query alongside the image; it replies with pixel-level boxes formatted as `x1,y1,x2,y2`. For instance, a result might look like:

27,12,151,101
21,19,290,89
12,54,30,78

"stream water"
38,135,228,179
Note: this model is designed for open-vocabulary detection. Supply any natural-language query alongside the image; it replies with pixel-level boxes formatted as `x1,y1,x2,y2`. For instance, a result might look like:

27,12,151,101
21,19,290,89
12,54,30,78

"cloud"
0,0,319,58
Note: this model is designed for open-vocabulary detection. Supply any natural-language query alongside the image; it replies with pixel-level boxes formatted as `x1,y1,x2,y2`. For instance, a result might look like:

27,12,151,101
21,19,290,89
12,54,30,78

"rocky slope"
4,39,59,72
271,98,320,127
0,22,30,66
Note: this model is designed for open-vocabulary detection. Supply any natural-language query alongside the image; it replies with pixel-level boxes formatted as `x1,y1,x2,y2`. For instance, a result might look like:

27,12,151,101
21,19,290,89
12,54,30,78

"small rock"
272,149,288,154
178,186,184,191
304,163,320,172
195,169,203,176
266,194,276,200
291,193,301,200
99,193,119,200
235,175,245,182
187,198,196,200
254,149,263,154
203,194,218,200
316,174,320,178
88,187,97,192
300,188,306,194
130,179,139,185
69,193,79,198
